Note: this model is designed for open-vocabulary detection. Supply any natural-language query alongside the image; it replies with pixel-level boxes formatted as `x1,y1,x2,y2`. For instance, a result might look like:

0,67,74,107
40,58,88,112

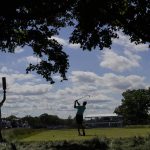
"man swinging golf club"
74,97,88,136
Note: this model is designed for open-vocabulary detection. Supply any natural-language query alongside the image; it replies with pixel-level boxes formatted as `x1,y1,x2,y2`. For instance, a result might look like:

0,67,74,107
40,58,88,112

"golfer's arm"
74,101,77,108
76,101,80,105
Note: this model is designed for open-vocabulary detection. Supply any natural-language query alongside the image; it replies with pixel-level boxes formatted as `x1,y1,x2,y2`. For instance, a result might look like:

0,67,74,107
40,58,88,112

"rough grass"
2,128,45,141
0,137,109,150
1,136,150,150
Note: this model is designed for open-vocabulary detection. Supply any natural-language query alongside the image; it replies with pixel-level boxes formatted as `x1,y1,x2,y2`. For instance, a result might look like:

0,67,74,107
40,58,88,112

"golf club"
75,95,90,101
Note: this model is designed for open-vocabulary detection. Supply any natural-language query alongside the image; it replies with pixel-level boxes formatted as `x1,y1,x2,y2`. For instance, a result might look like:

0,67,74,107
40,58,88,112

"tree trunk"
0,107,3,142
0,78,6,142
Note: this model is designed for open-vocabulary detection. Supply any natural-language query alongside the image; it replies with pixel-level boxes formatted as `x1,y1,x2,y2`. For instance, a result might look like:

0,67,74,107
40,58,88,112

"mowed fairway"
21,128,150,142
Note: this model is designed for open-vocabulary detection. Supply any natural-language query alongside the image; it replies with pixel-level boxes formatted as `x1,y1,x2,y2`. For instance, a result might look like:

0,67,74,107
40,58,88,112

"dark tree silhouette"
0,0,149,83
0,0,74,83
70,0,150,50
114,88,150,125
0,77,6,142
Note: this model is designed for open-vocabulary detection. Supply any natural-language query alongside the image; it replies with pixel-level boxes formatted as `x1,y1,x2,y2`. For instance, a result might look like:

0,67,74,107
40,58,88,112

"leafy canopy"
0,0,149,83
114,88,150,125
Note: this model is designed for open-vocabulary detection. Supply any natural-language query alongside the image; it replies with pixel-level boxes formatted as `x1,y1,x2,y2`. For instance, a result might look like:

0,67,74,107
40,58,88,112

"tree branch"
0,90,6,107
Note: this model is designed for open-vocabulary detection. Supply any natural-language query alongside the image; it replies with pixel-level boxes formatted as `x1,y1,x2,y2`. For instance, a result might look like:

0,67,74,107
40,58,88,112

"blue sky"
0,28,150,119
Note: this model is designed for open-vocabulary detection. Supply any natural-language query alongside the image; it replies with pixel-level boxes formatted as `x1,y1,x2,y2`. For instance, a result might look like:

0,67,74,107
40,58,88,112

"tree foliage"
114,88,150,125
0,0,149,83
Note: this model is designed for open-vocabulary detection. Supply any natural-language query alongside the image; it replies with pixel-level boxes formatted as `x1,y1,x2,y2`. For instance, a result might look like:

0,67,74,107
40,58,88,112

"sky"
0,28,150,119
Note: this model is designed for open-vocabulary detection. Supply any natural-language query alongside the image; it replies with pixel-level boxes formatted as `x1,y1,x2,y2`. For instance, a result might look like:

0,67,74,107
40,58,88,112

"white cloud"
43,71,146,117
52,36,67,46
26,56,41,64
15,46,24,53
1,66,9,73
69,43,80,49
1,70,148,118
51,36,80,49
70,71,100,85
0,73,37,90
9,83,52,95
0,66,13,73
100,50,141,72
9,73,34,81
113,32,149,52
0,66,19,74
99,31,149,72
102,73,145,90
70,71,146,91
18,56,41,64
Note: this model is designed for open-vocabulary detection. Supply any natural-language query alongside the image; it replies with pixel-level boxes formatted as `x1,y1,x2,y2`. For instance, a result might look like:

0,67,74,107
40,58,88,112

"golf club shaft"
75,95,90,101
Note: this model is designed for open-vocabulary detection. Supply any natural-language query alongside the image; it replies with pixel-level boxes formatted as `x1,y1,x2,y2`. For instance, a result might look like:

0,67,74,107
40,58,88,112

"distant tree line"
3,114,76,129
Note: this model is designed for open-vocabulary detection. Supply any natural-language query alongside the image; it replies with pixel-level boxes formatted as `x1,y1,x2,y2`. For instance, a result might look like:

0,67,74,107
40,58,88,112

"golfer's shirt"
76,106,86,116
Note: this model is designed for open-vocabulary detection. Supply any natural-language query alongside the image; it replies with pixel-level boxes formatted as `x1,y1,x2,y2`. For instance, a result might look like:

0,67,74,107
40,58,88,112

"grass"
6,127,149,142
1,128,150,150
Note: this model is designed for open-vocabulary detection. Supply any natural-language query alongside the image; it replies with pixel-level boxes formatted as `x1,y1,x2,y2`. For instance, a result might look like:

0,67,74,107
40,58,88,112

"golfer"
74,100,87,136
